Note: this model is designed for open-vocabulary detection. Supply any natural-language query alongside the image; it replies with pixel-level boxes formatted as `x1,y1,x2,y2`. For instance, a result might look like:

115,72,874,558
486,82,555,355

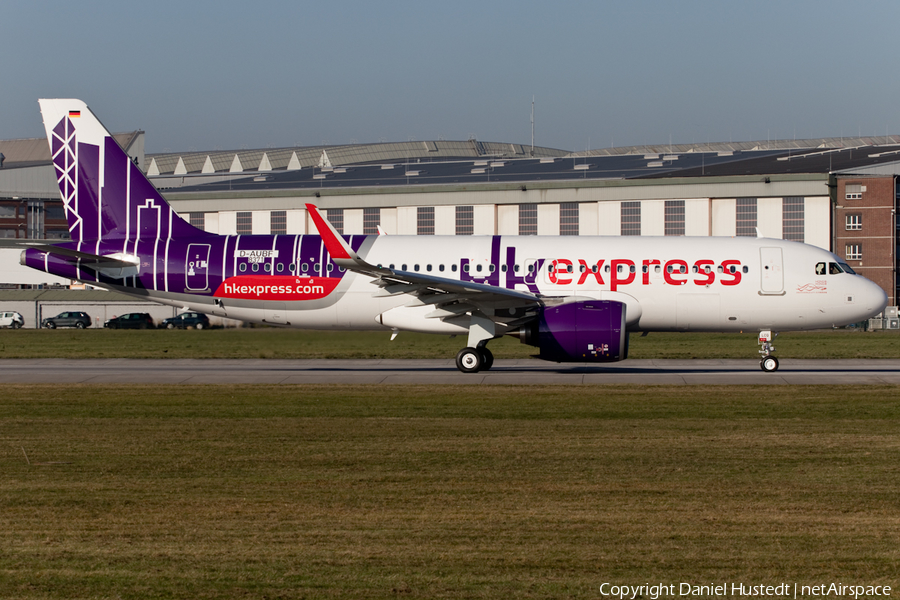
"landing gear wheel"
760,356,779,372
478,347,494,371
456,347,482,373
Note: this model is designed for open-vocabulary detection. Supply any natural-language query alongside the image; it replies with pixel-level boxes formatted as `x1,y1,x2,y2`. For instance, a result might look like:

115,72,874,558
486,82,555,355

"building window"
782,197,804,242
736,197,757,237
664,200,685,236
189,212,205,230
236,212,252,235
845,184,862,200
363,207,380,235
0,204,16,218
0,228,16,238
456,206,474,235
845,214,862,231
621,201,641,236
271,211,286,235
519,203,537,235
559,202,579,236
417,207,435,235
846,244,862,261
326,209,344,235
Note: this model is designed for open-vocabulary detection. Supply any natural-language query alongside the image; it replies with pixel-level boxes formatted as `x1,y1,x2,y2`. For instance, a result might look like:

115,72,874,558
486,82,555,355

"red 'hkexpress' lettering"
610,259,635,291
548,258,743,289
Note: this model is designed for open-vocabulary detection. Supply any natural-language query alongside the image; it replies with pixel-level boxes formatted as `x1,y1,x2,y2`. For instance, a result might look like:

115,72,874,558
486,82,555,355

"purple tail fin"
40,99,206,243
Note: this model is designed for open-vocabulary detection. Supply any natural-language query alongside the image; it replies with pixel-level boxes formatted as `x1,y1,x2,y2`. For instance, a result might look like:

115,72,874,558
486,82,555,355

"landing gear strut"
758,330,779,372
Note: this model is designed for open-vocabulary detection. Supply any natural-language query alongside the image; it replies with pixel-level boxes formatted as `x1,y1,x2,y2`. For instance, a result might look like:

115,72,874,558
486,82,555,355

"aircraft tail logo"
39,99,205,243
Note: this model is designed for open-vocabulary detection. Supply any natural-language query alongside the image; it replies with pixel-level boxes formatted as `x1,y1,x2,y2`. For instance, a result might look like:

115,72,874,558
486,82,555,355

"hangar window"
560,203,579,236
846,214,862,230
519,204,538,236
783,197,805,241
189,212,205,230
236,212,252,235
664,201,685,236
736,198,757,237
456,206,474,235
845,184,863,200
363,208,380,235
417,207,435,235
271,211,287,235
621,201,641,236
326,209,344,235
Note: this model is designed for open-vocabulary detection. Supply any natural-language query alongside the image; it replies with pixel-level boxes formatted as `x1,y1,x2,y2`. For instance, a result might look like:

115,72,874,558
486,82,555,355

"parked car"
42,311,92,329
161,312,210,330
0,311,24,329
104,312,155,329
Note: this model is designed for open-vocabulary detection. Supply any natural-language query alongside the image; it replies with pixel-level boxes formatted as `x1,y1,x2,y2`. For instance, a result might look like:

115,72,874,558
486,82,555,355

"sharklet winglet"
305,203,354,260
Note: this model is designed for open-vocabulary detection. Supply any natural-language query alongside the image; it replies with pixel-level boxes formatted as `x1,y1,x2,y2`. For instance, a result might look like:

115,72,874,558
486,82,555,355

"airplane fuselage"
23,232,884,333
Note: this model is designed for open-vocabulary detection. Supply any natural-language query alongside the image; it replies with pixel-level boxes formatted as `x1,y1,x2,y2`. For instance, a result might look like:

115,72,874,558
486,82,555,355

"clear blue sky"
3,0,899,153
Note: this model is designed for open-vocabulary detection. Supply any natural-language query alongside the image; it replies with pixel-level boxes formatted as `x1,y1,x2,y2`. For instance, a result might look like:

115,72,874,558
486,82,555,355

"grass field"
0,327,898,360
3,384,900,599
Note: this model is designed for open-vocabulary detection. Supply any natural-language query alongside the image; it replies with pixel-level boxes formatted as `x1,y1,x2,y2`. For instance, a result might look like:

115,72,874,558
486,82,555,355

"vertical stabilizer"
38,99,206,243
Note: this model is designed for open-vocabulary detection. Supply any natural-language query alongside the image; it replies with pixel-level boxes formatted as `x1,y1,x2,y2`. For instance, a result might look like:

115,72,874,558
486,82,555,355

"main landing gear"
758,330,779,372
456,312,497,373
456,345,494,373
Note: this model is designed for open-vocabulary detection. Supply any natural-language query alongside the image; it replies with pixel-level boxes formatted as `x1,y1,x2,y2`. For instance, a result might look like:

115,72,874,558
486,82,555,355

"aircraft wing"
306,204,543,329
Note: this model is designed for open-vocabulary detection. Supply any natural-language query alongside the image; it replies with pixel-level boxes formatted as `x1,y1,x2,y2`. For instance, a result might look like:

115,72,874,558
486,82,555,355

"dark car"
42,311,92,329
161,312,210,330
105,312,155,329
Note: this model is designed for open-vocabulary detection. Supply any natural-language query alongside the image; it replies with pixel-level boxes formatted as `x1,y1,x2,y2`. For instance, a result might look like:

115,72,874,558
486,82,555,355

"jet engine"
516,300,628,363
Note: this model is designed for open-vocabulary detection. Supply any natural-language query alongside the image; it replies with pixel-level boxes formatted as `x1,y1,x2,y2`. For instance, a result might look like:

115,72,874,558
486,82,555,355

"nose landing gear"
758,330,779,372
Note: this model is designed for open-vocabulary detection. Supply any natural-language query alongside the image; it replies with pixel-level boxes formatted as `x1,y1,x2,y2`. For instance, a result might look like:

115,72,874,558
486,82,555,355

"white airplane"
20,99,888,372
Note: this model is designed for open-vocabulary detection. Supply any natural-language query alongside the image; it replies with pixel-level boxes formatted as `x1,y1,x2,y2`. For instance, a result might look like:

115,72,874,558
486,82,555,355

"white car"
0,311,24,329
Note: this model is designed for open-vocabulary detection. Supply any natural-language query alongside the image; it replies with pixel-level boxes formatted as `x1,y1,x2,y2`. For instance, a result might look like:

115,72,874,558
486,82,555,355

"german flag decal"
68,111,81,118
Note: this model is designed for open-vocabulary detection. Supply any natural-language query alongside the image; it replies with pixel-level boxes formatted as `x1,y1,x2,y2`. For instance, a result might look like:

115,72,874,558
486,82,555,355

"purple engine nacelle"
530,300,628,363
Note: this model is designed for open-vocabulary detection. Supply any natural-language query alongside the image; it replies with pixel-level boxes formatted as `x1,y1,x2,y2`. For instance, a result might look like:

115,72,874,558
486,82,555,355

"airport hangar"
2,133,900,327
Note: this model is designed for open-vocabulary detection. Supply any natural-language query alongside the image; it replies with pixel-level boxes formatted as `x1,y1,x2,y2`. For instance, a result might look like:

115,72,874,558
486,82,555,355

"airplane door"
760,247,784,294
186,244,211,291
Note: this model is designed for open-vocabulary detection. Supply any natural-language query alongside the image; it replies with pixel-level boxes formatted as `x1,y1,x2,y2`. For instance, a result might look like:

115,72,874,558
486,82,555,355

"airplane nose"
862,278,888,315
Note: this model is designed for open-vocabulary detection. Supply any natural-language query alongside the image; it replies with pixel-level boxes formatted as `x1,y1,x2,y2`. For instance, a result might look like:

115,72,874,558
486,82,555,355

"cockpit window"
815,262,826,275
838,262,856,275
829,262,843,275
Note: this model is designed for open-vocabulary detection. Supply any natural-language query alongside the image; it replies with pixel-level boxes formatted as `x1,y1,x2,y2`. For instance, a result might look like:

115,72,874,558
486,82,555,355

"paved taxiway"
0,358,898,384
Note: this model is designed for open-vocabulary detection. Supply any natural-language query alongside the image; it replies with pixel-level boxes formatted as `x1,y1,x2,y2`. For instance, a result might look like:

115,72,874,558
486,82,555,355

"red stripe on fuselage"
214,275,340,301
